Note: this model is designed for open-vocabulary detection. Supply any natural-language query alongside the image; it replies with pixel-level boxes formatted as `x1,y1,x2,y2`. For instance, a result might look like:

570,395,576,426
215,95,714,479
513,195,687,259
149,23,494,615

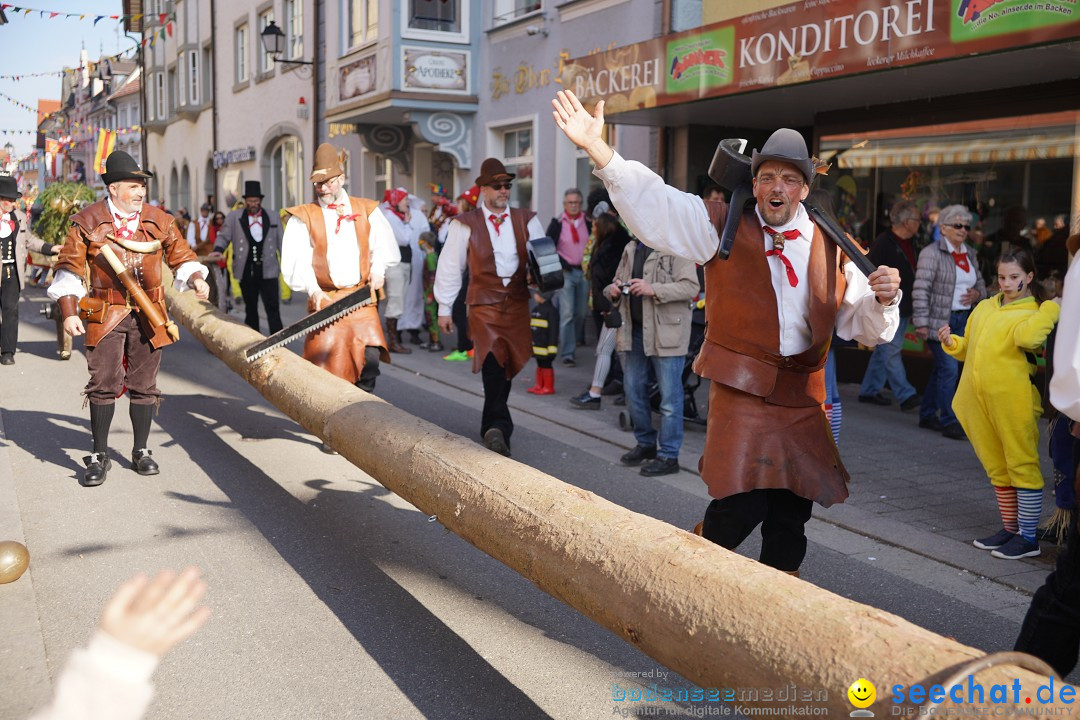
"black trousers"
241,262,282,334
1015,429,1080,676
356,346,380,393
453,275,472,353
0,268,18,355
481,352,513,444
701,489,815,572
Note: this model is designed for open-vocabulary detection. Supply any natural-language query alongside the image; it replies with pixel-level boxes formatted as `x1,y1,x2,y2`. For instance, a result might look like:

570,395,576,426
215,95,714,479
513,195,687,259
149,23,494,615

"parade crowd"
1,89,1079,717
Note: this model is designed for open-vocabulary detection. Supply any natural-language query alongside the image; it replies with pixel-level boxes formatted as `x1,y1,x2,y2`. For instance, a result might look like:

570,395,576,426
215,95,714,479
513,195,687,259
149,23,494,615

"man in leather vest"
434,158,548,457
0,175,60,365
209,180,283,334
280,143,399,394
48,151,210,487
553,90,901,574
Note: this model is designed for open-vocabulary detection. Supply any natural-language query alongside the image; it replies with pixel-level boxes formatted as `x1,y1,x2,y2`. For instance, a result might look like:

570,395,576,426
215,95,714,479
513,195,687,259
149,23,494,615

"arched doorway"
180,163,191,213
169,166,179,211
268,135,303,211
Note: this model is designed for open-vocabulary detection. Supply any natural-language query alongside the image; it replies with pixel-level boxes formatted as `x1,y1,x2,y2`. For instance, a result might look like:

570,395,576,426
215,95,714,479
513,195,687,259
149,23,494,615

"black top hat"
100,150,153,185
0,175,19,200
750,129,814,183
242,180,264,199
475,158,515,188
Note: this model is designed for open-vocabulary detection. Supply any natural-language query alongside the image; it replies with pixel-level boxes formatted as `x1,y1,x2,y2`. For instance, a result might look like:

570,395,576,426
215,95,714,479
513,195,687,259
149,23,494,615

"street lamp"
3,142,14,172
260,20,313,66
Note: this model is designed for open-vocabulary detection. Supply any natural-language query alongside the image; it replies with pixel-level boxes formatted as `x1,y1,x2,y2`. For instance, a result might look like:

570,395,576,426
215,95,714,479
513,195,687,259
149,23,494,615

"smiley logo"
848,678,876,712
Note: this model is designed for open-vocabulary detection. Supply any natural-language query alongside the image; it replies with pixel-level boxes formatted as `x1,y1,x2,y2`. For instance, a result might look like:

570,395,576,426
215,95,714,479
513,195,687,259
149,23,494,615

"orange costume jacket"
55,201,199,349
283,198,389,384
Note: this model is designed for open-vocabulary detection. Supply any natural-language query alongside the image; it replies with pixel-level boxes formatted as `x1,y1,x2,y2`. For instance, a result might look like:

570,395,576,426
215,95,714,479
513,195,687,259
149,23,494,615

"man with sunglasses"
552,90,901,576
280,143,399,395
434,158,548,457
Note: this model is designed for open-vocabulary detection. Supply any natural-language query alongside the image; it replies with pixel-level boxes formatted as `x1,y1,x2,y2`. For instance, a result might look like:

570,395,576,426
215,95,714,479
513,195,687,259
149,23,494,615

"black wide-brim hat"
100,150,154,185
0,174,19,200
750,128,814,183
475,158,515,187
242,180,264,198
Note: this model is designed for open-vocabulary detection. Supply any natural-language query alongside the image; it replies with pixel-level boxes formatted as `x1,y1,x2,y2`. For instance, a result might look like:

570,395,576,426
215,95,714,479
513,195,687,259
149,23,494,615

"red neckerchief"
763,225,801,288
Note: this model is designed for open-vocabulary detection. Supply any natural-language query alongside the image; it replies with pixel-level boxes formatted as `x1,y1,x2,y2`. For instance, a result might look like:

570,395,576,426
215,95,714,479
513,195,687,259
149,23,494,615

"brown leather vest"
456,207,533,305
692,203,846,407
284,197,378,291
57,200,197,348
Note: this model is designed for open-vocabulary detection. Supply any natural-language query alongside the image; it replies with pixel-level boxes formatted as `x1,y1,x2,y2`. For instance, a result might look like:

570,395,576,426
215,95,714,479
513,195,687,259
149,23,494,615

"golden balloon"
0,541,30,584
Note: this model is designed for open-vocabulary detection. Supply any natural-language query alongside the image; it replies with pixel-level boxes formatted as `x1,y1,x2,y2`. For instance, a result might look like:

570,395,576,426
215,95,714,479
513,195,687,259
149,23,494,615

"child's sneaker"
990,535,1041,560
973,529,1015,550
443,350,470,362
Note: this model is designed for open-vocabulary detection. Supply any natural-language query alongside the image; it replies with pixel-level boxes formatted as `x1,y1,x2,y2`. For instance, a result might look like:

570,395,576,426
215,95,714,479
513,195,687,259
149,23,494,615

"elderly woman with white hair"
912,203,987,440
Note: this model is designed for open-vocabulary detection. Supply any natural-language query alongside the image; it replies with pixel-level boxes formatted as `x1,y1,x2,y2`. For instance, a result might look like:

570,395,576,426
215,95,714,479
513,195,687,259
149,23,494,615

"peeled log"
167,288,1074,715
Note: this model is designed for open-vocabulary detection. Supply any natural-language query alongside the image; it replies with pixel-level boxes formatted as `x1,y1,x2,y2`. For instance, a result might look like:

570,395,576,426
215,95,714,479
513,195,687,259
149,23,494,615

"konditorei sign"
561,0,1080,113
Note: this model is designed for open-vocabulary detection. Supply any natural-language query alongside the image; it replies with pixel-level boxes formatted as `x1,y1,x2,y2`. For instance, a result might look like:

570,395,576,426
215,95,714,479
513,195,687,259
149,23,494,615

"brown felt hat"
309,143,345,183
475,158,515,188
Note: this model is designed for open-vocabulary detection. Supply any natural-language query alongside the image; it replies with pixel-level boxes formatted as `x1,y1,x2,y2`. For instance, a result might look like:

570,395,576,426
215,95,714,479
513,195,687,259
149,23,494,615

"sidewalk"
385,329,1059,594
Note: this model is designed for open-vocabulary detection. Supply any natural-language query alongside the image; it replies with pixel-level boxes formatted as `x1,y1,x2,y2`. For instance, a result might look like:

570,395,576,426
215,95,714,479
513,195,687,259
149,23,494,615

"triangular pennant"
158,13,167,24
93,15,103,25
158,28,164,39
165,21,172,37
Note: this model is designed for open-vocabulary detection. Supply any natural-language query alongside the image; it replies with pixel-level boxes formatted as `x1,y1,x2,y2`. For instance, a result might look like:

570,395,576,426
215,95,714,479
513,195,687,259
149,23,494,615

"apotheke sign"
403,47,468,93
213,146,256,169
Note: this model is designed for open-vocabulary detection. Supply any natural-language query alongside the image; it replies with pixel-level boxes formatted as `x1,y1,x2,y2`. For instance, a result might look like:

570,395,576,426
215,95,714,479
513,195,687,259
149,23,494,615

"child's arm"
1014,300,1061,350
941,301,984,361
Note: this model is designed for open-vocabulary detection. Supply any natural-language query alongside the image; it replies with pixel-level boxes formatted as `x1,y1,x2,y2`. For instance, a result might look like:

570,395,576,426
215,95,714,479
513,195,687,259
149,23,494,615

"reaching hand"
915,326,929,340
190,277,210,301
371,274,385,292
438,315,454,336
50,245,62,255
552,91,609,158
100,567,211,657
936,325,954,347
868,265,900,305
64,315,85,337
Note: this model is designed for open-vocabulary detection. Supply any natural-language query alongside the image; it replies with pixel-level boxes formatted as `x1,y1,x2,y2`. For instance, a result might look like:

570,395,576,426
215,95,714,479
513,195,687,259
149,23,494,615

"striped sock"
994,486,1018,534
1016,488,1043,543
831,400,843,441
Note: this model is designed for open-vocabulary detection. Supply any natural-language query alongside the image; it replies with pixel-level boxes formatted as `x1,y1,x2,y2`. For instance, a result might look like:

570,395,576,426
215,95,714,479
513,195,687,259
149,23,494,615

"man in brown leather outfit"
48,151,210,487
280,143,399,393
434,158,548,457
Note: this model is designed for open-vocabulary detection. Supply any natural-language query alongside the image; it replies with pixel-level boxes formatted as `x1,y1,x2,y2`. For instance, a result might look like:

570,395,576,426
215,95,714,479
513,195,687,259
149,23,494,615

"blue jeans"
920,309,970,427
557,267,589,360
623,326,684,460
859,315,916,402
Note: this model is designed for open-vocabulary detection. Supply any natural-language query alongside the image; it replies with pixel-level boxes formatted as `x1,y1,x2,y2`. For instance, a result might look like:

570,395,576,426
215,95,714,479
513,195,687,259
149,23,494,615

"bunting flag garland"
0,3,163,25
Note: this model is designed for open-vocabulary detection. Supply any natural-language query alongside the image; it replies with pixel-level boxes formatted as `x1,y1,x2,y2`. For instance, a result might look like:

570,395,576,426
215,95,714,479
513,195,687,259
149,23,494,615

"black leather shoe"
640,457,680,476
569,391,602,410
131,448,160,475
0,353,13,365
482,428,511,457
858,393,891,406
620,445,657,466
81,452,112,487
899,394,922,412
918,416,945,432
942,423,967,441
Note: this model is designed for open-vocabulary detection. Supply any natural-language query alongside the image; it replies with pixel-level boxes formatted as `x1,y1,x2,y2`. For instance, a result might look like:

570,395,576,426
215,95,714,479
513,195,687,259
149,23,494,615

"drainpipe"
210,0,218,205
312,0,320,155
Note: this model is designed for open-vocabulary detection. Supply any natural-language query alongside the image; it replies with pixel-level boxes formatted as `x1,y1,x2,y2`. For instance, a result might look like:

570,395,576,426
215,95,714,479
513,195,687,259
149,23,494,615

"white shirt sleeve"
434,218,470,316
28,631,158,720
835,262,902,346
185,221,196,248
1051,259,1080,422
527,215,546,241
280,215,320,295
172,261,208,292
47,268,86,301
367,206,400,281
593,151,720,264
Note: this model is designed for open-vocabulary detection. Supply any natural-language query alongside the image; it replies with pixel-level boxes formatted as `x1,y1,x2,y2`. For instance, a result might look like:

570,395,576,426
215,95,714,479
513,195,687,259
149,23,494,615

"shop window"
373,154,391,200
270,136,303,210
670,0,701,32
154,73,165,118
347,0,378,49
408,0,463,35
501,125,534,210
188,50,200,106
493,0,541,27
574,125,613,198
168,67,177,113
235,25,249,83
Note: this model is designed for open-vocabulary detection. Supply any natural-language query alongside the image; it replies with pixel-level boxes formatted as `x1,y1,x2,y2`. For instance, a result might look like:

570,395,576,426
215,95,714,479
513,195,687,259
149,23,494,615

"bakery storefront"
562,0,1079,378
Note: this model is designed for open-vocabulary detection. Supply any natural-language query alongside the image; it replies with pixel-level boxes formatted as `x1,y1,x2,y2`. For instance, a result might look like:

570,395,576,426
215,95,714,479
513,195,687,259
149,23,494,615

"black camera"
620,282,631,296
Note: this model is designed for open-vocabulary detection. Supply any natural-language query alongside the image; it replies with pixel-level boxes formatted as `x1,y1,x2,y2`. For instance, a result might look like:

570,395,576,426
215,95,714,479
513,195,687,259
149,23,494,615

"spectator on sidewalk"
571,210,631,409
417,231,443,352
941,248,1059,560
913,204,986,441
608,238,699,476
186,203,213,251
858,200,922,410
527,289,558,395
546,188,591,367
30,567,211,720
441,186,479,362
381,188,415,355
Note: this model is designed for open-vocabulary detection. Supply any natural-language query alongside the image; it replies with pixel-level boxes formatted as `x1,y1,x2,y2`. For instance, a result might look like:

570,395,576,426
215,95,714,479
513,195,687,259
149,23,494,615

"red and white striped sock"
994,486,1018,533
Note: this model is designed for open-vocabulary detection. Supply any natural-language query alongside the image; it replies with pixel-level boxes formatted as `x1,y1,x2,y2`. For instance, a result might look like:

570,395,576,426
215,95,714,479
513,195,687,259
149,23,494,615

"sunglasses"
489,183,513,191
949,223,971,230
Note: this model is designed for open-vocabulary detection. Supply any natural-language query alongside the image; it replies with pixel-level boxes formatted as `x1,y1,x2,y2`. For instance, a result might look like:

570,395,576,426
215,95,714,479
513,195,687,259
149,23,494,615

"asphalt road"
0,288,1070,720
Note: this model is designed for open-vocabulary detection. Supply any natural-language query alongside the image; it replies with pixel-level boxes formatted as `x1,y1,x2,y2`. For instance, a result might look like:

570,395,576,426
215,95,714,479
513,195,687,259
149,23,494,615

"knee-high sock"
90,402,114,454
1016,487,1043,542
130,403,154,451
995,486,1018,534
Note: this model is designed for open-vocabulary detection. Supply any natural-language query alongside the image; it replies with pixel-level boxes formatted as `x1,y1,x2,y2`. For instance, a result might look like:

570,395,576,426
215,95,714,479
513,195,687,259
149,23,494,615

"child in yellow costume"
939,248,1060,560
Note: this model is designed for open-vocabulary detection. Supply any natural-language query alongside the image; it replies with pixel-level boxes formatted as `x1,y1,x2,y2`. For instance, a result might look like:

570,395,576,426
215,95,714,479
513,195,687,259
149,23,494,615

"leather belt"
92,286,165,305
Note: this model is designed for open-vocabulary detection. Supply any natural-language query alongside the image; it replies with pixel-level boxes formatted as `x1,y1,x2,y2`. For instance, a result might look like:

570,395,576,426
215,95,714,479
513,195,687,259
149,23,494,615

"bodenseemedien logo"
849,678,876,717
